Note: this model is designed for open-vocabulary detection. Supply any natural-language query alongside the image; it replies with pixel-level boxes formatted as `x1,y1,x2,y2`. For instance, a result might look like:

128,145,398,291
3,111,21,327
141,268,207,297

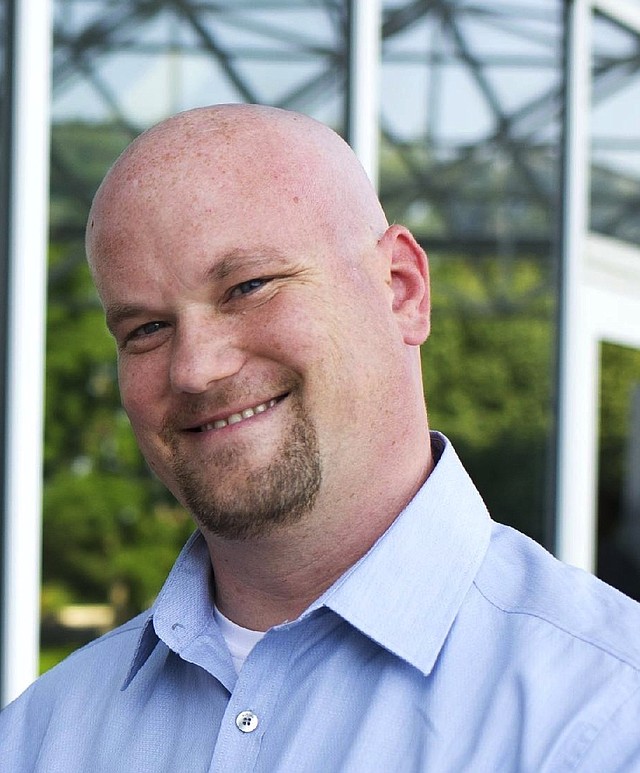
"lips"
187,396,284,432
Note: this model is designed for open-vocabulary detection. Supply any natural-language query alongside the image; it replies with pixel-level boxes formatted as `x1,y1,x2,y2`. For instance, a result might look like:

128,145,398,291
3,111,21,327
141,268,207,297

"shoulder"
462,525,640,768
1,610,150,726
474,522,640,669
45,609,150,682
0,611,162,771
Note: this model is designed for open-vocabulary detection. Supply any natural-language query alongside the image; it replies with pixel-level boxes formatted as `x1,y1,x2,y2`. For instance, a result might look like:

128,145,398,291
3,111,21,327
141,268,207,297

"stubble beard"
163,395,322,540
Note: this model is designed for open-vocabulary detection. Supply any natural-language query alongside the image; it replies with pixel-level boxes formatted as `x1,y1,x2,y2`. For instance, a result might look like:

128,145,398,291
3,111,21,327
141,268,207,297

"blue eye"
230,278,268,298
131,321,166,338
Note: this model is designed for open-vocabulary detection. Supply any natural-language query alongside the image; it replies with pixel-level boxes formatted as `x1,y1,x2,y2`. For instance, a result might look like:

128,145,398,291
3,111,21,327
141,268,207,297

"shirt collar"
318,432,491,677
124,432,491,686
123,531,215,689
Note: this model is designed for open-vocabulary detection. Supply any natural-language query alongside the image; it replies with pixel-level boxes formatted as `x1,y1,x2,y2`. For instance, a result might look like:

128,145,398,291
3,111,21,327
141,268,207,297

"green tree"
44,123,193,629
43,120,639,662
424,254,554,544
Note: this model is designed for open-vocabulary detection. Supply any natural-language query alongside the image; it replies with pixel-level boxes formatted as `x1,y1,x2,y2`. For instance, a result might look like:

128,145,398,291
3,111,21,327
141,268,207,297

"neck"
205,523,372,631
203,430,434,631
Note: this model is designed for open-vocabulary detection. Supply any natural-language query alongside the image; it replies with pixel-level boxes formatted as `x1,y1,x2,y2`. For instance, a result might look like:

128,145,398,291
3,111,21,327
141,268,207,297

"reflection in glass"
1,0,11,295
0,0,10,670
590,13,640,244
0,0,9,210
45,0,570,666
597,342,640,601
380,0,563,544
53,1,347,130
45,0,349,666
0,0,5,104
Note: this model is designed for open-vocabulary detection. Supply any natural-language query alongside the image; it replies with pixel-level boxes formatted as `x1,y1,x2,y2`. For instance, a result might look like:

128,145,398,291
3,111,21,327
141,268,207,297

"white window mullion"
348,0,382,188
1,0,52,707
556,0,597,571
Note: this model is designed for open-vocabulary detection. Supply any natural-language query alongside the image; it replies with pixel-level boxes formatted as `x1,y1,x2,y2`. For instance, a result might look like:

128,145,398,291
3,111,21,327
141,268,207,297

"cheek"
247,296,325,369
117,356,165,431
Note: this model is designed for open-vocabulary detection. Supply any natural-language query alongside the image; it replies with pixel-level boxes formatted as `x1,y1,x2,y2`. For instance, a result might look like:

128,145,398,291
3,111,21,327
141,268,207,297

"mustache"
160,376,300,433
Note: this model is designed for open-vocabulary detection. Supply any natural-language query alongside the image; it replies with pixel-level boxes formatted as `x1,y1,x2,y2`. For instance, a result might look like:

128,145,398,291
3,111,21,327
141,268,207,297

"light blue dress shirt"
3,434,640,772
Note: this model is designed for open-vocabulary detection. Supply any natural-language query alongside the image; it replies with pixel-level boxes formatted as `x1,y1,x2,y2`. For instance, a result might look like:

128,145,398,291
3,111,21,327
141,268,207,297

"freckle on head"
86,103,389,274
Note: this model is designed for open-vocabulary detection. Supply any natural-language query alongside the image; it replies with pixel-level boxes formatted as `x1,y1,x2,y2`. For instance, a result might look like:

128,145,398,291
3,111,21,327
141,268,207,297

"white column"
348,0,382,188
1,0,52,707
556,0,597,571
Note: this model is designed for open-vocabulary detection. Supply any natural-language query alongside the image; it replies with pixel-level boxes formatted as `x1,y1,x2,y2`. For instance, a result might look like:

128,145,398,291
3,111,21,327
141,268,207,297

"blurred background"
1,0,639,701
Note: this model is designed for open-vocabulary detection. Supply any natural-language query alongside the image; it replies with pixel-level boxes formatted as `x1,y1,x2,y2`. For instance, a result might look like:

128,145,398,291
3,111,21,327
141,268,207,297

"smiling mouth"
189,395,286,433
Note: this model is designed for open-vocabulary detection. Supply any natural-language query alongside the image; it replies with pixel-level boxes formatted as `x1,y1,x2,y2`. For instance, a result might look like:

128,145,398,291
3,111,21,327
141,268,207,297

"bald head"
82,103,431,541
87,104,387,282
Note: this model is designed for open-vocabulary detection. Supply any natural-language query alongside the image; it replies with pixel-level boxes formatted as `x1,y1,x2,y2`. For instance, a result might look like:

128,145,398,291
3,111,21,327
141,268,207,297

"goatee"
165,395,322,539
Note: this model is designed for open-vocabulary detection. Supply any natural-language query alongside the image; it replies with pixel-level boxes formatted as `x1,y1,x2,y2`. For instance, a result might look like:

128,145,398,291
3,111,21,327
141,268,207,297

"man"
2,104,640,771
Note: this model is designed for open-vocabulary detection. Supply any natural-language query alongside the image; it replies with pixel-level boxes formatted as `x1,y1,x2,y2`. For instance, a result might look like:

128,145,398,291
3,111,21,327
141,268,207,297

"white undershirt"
213,606,266,675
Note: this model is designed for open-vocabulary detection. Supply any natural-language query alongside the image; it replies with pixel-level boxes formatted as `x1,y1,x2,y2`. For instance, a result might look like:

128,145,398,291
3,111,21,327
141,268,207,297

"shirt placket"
208,629,294,773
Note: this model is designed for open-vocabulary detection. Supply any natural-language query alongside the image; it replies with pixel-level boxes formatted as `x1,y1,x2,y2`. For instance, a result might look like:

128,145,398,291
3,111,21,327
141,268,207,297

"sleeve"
576,682,640,772
0,682,53,772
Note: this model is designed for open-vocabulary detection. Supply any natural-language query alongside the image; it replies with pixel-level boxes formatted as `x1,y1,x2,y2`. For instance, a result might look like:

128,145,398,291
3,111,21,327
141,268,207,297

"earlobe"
378,224,431,346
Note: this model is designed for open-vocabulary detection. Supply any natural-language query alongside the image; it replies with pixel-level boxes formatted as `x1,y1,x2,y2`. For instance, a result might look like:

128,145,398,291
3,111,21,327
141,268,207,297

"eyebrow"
104,303,151,334
205,248,288,283
103,249,290,333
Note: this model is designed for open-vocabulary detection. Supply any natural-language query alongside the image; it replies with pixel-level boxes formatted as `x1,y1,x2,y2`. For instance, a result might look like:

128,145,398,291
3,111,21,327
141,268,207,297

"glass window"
590,12,640,244
0,0,11,405
44,0,567,669
44,0,349,669
53,1,347,129
0,0,10,260
380,0,564,545
0,0,10,677
597,341,640,600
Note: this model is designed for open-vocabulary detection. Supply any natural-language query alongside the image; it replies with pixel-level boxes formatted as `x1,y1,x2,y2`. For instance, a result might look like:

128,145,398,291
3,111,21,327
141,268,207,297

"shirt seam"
71,618,147,658
569,680,640,770
45,616,150,686
473,579,640,672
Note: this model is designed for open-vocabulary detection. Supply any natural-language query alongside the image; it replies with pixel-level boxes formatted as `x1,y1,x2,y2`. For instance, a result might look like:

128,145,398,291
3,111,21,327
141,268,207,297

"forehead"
86,111,385,303
90,128,328,250
87,171,337,313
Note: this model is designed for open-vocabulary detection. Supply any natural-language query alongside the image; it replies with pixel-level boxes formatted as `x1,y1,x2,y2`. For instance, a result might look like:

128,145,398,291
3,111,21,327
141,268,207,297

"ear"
377,224,430,345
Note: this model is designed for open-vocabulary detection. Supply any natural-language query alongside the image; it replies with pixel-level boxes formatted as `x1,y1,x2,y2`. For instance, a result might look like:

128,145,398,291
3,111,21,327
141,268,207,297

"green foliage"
423,254,555,543
44,121,194,625
39,645,80,676
43,120,639,653
598,342,640,538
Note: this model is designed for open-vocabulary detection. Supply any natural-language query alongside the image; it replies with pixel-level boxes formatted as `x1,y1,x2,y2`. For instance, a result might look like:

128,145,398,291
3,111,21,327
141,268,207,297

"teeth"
197,398,278,432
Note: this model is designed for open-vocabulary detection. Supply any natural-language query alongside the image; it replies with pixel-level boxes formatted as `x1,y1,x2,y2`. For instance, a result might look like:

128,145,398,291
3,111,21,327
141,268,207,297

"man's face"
88,146,401,540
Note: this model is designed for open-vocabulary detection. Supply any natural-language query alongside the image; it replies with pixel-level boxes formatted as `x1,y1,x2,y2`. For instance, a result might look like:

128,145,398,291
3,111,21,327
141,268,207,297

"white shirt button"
236,710,259,733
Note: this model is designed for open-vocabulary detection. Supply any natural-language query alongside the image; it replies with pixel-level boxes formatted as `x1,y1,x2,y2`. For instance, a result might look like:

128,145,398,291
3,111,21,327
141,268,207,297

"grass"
39,643,84,675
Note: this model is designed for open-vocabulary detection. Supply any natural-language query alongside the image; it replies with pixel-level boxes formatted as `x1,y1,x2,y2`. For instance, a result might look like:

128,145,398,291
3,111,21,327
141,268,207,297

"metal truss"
50,1,640,280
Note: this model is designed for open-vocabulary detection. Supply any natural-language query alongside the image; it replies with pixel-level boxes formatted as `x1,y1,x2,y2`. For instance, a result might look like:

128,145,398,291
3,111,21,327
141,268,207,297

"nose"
169,314,245,394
